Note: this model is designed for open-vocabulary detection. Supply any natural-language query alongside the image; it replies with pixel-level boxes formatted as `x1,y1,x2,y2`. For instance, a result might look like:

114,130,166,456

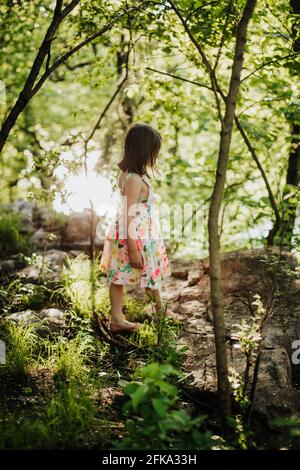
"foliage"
0,381,95,449
138,307,187,367
0,0,298,256
259,252,297,296
0,212,29,258
114,362,225,450
228,293,267,449
0,0,299,451
227,414,255,450
272,416,300,439
0,321,39,375
231,295,263,358
4,280,49,313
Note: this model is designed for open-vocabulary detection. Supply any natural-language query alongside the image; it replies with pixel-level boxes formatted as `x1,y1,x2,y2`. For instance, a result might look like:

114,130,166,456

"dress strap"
120,171,151,202
140,174,150,193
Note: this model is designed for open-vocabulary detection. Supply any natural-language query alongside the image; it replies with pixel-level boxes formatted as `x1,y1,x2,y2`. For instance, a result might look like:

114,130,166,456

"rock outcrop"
9,308,66,336
128,247,300,438
1,200,104,253
161,248,300,434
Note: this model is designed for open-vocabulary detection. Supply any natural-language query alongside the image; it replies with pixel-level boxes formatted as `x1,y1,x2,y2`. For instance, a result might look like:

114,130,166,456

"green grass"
5,280,50,312
0,381,96,449
57,253,110,318
42,381,96,448
45,333,94,382
0,321,40,375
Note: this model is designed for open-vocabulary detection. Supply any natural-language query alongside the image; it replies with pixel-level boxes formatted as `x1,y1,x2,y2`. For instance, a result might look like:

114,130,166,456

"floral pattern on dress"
100,172,171,289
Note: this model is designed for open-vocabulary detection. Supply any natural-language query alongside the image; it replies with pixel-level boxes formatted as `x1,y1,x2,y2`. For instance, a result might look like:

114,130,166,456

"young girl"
100,122,179,333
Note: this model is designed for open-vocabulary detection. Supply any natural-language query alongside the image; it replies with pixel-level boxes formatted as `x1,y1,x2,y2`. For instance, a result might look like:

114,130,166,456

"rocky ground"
162,249,300,447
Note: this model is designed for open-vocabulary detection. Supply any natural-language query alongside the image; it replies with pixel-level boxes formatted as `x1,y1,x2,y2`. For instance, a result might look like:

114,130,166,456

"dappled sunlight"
60,253,110,318
53,150,115,216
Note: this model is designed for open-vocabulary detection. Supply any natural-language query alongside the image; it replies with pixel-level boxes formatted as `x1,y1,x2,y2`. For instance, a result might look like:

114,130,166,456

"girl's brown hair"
118,123,162,177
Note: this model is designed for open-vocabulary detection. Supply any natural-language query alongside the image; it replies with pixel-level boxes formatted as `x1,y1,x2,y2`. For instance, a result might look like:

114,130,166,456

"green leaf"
151,398,167,418
132,384,149,409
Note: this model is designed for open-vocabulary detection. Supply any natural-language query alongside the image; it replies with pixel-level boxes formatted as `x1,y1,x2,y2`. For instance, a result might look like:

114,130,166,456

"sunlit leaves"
0,0,298,255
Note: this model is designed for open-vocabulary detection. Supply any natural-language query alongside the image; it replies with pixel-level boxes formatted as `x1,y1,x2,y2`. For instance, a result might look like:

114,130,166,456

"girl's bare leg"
109,283,124,324
145,288,178,318
109,283,141,328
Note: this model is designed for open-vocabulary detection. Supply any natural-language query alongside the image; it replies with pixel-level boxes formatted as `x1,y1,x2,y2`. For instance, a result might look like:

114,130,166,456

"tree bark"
208,0,257,428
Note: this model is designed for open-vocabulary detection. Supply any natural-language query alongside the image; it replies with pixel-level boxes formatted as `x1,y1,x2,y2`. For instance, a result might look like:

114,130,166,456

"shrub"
113,362,224,450
0,212,29,258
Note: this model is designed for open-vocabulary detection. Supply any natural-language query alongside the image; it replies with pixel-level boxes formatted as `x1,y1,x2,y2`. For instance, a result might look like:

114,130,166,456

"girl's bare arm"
122,175,143,268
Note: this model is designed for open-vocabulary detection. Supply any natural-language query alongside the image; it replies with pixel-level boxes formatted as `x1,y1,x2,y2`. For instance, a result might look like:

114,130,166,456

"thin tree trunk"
0,1,81,153
268,0,300,246
0,2,141,154
208,0,257,428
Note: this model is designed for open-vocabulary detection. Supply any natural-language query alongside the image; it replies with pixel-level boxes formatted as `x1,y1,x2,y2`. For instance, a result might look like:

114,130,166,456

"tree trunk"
268,0,300,247
0,2,142,155
118,34,134,131
0,1,80,154
208,0,257,429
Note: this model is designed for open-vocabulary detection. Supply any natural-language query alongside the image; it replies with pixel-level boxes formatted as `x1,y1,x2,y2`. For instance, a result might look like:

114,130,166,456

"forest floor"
0,246,300,449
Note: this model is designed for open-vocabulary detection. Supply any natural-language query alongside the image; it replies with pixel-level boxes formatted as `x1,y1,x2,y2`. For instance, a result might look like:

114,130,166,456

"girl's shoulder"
117,170,145,193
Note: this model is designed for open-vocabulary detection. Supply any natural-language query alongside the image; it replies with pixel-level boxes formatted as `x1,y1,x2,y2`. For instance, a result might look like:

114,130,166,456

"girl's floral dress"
100,171,171,289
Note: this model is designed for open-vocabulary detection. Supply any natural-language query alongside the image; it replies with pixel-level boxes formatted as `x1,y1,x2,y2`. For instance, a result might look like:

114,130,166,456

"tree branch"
29,6,141,98
145,66,213,90
61,0,81,18
185,1,219,22
54,0,64,16
241,51,300,83
168,0,224,127
0,0,80,153
213,0,233,72
146,65,281,225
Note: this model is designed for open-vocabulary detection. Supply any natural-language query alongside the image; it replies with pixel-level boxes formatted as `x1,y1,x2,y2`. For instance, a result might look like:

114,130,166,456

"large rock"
31,228,62,249
3,199,37,234
31,206,65,249
253,348,295,420
1,200,108,253
62,209,103,252
9,307,66,336
1,200,65,249
0,259,16,274
18,249,68,284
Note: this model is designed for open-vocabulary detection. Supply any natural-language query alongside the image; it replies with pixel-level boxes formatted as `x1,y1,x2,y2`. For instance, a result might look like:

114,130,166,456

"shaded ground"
128,247,300,448
1,244,300,449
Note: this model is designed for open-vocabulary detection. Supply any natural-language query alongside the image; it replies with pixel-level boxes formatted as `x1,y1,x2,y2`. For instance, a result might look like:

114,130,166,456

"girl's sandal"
110,320,143,333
